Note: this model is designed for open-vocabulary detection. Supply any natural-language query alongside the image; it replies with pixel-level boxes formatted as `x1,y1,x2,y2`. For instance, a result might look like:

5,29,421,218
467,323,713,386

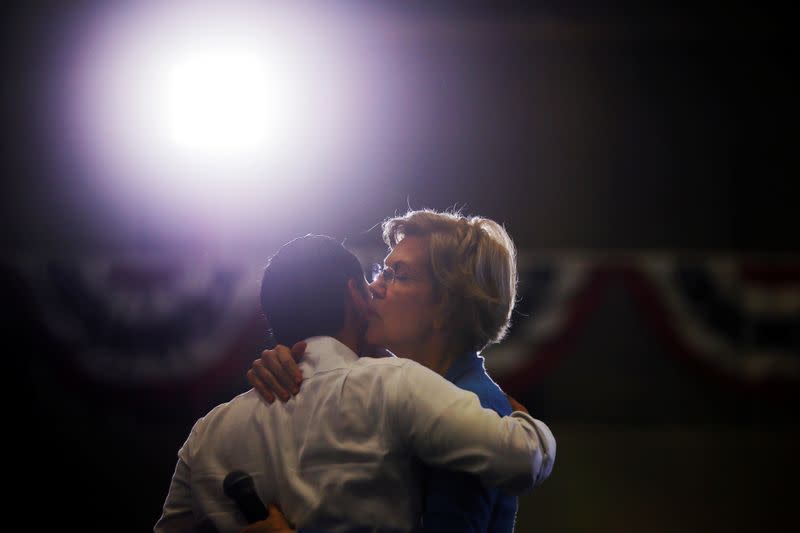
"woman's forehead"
385,235,430,268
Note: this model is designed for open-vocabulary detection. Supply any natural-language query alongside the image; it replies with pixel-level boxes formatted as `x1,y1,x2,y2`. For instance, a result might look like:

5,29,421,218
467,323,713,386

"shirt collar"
299,336,360,377
444,350,484,384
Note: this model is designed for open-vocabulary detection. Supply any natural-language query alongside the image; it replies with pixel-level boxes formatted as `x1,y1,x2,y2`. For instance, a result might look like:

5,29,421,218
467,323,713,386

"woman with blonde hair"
249,209,539,532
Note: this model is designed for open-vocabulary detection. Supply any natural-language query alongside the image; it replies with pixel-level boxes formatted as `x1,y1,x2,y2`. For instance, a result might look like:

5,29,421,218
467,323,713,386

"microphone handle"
238,492,269,523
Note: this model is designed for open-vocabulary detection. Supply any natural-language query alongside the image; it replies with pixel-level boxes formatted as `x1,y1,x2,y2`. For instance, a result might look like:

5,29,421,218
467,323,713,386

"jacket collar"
444,350,483,384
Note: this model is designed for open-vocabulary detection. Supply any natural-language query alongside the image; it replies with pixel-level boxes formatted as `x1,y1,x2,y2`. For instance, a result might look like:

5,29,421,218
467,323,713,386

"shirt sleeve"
154,419,206,533
153,454,195,532
388,361,556,495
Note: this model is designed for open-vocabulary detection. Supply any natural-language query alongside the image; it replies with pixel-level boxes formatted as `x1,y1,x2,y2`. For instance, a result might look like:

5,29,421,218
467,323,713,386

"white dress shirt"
155,336,555,533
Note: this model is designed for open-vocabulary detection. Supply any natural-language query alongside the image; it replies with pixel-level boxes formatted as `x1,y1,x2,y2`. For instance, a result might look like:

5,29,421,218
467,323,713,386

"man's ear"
346,278,369,313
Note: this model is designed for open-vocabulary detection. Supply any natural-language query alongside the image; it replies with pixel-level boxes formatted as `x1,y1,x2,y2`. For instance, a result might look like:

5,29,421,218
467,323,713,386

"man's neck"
335,326,363,357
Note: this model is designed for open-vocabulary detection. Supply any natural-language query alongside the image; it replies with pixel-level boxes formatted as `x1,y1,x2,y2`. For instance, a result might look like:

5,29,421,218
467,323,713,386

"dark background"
2,2,797,531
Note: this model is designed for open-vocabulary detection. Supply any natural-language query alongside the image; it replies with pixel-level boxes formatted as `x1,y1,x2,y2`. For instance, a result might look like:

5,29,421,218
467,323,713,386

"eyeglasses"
370,263,392,284
370,262,427,285
370,263,404,284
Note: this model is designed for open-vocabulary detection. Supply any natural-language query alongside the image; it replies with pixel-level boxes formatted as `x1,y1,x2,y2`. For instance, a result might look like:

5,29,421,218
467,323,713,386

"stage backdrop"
4,249,798,531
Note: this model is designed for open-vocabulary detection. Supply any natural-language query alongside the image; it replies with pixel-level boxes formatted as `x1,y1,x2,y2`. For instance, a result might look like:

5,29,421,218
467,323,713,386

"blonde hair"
382,209,518,352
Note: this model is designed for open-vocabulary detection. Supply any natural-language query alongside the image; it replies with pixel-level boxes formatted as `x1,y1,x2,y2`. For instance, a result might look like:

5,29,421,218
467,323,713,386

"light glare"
70,1,372,207
64,1,422,240
159,48,282,161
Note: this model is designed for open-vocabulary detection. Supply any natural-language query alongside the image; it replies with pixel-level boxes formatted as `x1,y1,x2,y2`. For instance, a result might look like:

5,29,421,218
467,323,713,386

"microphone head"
223,470,255,499
223,470,269,523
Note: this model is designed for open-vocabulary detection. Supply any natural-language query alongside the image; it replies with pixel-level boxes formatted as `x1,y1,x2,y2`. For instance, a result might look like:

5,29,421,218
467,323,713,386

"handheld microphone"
223,470,269,523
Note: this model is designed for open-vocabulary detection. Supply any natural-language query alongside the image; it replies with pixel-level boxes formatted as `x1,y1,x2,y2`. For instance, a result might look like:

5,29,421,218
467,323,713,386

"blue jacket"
419,352,517,532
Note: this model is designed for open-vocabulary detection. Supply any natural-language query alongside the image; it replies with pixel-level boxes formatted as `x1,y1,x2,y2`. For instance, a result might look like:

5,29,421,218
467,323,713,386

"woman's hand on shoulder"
247,342,306,403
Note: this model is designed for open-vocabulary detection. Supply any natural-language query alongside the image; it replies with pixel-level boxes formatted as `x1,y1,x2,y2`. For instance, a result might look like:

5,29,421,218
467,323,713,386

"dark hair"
260,234,364,346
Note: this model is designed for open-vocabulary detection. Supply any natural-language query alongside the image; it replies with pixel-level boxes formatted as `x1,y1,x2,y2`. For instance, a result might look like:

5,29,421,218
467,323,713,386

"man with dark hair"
259,235,367,348
155,235,555,533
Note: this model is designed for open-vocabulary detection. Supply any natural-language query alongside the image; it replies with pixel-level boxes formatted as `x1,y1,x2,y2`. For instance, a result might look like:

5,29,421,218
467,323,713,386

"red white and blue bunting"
10,252,799,392
485,254,800,393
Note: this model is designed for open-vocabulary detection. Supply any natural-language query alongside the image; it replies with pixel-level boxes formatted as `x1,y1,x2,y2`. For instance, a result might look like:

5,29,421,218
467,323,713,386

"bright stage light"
157,46,279,161
121,25,314,172
68,1,382,221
